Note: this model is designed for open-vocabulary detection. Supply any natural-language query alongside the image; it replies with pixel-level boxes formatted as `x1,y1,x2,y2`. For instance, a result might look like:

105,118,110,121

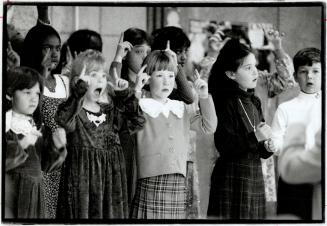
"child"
130,50,217,219
22,24,69,218
5,66,67,218
207,39,275,219
55,49,144,219
110,28,195,207
271,48,321,220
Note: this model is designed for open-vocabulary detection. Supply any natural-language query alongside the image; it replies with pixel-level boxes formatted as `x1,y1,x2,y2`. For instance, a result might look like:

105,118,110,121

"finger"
119,32,124,44
80,64,87,78
138,64,147,74
66,45,72,58
107,81,115,89
194,69,200,80
8,41,13,51
43,48,51,62
166,40,170,50
74,51,78,58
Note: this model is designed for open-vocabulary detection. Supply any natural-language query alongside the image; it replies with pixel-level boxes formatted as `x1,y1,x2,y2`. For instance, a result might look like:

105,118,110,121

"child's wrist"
113,55,123,63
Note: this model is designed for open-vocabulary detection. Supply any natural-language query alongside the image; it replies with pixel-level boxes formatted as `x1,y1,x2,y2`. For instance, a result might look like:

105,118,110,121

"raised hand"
7,41,20,69
165,40,178,67
114,32,133,62
41,48,52,75
78,64,90,85
135,64,150,92
193,69,208,99
261,25,284,50
255,122,273,142
108,68,129,91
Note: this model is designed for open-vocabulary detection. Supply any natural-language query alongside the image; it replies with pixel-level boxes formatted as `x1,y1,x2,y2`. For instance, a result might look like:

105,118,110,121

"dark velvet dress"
5,116,66,219
55,80,144,219
207,89,272,219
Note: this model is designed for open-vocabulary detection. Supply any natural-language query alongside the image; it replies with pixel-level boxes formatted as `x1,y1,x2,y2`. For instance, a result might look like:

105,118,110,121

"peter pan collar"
139,98,184,118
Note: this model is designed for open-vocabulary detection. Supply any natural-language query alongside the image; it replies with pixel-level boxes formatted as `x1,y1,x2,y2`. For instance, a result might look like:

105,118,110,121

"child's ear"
225,71,236,80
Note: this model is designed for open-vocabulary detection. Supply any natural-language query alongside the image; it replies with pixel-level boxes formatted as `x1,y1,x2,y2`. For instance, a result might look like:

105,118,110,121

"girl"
110,28,195,207
207,39,275,219
55,49,144,219
22,24,70,218
131,50,217,219
5,66,67,218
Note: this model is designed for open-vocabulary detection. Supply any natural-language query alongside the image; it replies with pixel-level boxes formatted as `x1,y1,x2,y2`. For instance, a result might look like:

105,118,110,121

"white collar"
139,98,184,118
6,110,38,135
298,91,321,100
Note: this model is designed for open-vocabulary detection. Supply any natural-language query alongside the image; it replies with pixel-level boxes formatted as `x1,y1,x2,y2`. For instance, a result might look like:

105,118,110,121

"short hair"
293,48,321,73
67,29,103,55
142,50,177,76
123,27,152,46
151,26,190,52
71,49,107,84
6,66,44,127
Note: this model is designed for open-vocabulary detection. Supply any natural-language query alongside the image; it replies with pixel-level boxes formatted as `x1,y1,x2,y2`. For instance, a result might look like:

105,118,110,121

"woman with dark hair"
207,39,275,219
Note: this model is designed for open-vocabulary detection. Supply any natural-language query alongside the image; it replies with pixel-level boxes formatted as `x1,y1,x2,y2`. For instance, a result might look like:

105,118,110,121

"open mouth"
162,88,170,92
307,82,314,86
94,88,103,97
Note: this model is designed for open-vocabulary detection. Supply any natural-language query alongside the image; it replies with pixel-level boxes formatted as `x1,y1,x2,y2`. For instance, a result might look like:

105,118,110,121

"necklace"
46,76,57,92
238,98,256,132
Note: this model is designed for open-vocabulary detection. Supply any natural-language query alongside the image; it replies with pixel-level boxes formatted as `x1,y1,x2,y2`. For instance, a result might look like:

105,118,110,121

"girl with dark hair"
207,39,275,219
21,24,69,218
5,67,67,219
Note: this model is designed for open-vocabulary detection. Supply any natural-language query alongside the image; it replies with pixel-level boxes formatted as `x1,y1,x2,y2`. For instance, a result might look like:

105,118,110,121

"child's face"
234,53,259,91
175,47,189,67
84,69,108,103
12,83,40,115
149,70,175,102
41,35,61,71
126,44,151,74
295,62,321,94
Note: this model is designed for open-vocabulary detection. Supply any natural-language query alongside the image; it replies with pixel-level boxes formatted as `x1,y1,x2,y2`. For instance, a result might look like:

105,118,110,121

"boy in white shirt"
271,48,321,220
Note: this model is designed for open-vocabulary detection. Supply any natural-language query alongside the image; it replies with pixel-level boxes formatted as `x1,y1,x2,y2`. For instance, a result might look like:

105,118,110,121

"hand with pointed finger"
78,64,90,85
108,68,129,91
165,40,178,67
40,48,52,75
134,64,150,92
114,32,133,63
262,25,284,50
264,138,277,153
7,41,20,69
193,69,208,99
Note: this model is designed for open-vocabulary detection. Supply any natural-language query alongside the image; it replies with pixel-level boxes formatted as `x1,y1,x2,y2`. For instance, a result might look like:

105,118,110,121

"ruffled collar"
139,98,184,118
6,110,38,135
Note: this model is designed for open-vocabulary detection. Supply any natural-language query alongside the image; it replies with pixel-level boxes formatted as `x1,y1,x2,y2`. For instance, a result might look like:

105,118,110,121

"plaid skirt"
131,173,187,219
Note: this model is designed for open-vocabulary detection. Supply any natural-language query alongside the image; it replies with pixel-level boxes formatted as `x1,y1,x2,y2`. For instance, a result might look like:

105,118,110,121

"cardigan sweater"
136,95,217,179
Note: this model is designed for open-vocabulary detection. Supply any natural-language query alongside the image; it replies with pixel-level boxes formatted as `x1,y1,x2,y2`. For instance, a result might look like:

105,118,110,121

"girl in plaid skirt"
207,39,276,219
131,49,217,219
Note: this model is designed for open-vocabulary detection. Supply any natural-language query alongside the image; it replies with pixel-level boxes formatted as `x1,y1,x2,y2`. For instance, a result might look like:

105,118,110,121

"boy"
271,48,321,219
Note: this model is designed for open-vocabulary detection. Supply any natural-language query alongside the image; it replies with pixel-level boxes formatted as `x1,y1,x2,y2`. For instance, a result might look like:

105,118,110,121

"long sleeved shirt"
271,91,321,154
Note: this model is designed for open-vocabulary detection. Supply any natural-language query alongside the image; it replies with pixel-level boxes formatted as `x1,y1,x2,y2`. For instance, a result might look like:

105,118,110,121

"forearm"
191,95,217,134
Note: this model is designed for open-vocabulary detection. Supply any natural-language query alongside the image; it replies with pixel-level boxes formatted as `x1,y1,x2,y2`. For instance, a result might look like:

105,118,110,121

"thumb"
8,41,13,51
